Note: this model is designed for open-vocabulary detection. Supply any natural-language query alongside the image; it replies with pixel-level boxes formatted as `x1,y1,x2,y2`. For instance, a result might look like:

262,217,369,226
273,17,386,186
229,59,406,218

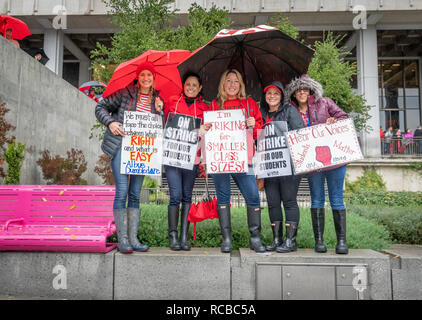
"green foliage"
0,100,16,180
345,190,422,207
269,13,300,40
142,176,159,188
408,162,422,177
307,32,372,132
350,205,422,245
108,204,392,251
345,167,386,193
4,141,25,185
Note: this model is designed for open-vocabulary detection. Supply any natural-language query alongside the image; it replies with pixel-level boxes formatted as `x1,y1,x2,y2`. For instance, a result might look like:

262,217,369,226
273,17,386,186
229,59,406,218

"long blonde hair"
216,69,246,109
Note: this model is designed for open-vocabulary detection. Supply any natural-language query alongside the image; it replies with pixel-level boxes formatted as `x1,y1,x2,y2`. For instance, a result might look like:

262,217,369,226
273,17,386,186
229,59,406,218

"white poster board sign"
203,109,248,174
253,121,293,178
120,111,163,176
162,113,201,170
286,118,363,174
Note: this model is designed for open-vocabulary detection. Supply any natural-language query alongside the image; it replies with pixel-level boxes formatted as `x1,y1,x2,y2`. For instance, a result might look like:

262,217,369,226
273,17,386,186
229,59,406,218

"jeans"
264,174,302,223
165,165,198,207
110,148,145,210
307,165,347,210
211,166,260,207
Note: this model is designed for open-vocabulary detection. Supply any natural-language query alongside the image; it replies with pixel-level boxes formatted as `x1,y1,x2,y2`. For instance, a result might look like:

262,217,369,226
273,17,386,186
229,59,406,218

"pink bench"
0,185,117,253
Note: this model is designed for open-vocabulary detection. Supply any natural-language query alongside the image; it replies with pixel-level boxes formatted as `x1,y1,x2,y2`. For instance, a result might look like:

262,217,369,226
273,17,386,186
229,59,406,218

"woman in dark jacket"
95,62,164,254
260,81,304,253
284,74,349,254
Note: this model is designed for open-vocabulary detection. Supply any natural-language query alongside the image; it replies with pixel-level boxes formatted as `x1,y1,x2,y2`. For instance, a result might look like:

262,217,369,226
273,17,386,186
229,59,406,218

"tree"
4,141,25,185
269,15,371,132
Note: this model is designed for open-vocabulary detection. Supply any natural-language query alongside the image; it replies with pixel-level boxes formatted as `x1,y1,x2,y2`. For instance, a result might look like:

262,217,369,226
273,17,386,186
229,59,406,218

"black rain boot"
311,208,327,253
217,204,232,253
113,209,133,254
246,207,266,253
168,205,181,251
127,208,150,252
333,209,349,254
265,221,283,251
179,203,191,251
276,221,298,253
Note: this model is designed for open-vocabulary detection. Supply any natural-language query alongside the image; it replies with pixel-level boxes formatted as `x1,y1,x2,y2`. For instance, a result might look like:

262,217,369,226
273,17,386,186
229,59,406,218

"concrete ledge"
383,244,422,300
113,248,231,300
0,251,114,299
232,249,392,300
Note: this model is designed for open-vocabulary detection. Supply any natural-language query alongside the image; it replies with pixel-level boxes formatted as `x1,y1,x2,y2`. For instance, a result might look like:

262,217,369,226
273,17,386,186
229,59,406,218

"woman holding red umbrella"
209,69,265,253
95,62,164,254
164,73,211,251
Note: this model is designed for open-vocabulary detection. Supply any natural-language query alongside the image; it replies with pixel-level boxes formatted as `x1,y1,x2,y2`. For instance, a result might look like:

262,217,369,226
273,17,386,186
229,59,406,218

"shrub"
108,204,392,251
4,141,25,184
345,167,386,193
350,205,422,245
345,190,422,207
37,148,88,185
94,154,114,185
0,100,16,180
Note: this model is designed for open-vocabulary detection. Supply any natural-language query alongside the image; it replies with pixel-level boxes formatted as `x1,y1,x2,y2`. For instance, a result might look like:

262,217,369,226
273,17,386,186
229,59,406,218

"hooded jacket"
284,74,348,126
95,82,161,159
260,81,304,131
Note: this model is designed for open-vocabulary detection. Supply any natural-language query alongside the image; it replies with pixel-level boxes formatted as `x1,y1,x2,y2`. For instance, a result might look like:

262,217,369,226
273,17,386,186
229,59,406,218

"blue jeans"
211,166,260,207
165,165,198,207
110,148,145,210
307,165,347,210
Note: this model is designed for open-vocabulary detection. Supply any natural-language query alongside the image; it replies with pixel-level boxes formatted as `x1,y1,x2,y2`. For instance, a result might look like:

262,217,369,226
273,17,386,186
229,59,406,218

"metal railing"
381,137,422,156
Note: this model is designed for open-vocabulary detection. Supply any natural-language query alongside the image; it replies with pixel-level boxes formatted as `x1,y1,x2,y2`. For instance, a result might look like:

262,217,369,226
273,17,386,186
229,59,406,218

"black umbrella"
25,48,49,65
178,25,315,102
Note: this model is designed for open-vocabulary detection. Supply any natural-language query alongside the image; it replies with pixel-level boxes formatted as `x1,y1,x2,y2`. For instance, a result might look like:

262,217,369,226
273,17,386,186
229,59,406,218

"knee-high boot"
127,207,150,252
311,208,327,253
217,204,232,253
276,221,298,253
333,209,348,254
179,203,191,251
113,209,133,254
265,221,283,251
246,206,266,253
168,205,181,251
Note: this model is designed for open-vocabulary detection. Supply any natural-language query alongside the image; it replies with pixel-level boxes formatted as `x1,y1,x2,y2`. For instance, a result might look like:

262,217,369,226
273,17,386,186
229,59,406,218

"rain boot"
179,203,191,251
265,221,283,251
311,208,327,253
246,206,266,253
168,205,181,251
333,209,349,254
276,221,298,253
127,207,150,252
113,209,133,254
218,204,232,253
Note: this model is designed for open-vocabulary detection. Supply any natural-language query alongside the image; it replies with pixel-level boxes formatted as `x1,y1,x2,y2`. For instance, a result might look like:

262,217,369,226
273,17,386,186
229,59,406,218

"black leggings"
264,175,302,223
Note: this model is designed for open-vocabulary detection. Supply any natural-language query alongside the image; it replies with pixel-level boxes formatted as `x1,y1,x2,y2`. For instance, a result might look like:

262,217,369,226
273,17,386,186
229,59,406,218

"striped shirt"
136,93,151,113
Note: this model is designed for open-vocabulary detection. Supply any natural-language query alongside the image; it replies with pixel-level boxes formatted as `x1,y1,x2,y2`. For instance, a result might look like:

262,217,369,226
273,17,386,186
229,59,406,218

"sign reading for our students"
120,111,163,176
285,118,363,174
254,121,293,178
163,113,201,170
203,109,248,174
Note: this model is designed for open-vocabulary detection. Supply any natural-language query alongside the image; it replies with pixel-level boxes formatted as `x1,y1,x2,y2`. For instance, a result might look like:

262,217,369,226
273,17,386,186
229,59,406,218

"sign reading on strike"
203,109,248,174
253,121,292,178
285,118,363,174
120,111,163,176
163,113,201,170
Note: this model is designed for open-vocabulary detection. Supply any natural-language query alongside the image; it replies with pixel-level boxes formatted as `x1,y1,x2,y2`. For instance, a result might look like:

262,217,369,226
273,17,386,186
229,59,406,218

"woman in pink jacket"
284,74,349,254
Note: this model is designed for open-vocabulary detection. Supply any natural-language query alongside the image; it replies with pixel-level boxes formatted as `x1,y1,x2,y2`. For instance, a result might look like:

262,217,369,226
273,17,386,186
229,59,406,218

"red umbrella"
102,49,191,102
188,175,219,240
78,81,107,93
0,15,31,40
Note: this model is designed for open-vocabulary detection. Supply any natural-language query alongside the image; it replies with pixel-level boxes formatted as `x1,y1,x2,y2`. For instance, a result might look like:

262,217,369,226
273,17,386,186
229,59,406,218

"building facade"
2,0,422,158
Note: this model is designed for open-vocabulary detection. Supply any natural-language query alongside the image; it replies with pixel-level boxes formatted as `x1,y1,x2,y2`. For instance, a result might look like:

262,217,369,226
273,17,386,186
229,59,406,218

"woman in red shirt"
164,73,210,251
209,69,265,253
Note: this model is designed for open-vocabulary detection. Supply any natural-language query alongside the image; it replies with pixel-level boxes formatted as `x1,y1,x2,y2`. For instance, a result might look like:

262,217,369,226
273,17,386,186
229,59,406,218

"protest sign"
163,113,201,170
120,111,163,176
286,118,363,174
254,121,293,178
203,109,248,174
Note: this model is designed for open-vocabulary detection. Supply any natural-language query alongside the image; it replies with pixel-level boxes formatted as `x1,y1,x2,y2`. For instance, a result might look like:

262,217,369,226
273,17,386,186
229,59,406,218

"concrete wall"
346,159,422,192
0,37,102,185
